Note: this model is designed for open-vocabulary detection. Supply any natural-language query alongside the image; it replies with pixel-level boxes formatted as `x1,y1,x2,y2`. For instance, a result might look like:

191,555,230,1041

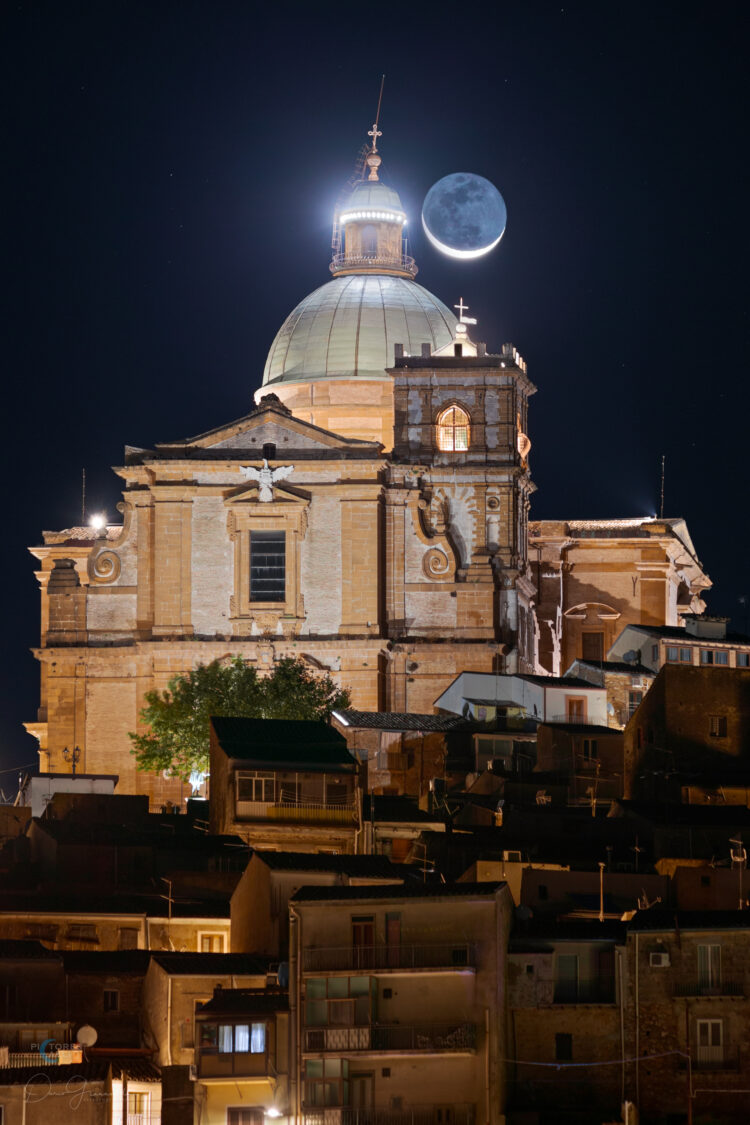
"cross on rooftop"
368,123,382,152
454,297,477,325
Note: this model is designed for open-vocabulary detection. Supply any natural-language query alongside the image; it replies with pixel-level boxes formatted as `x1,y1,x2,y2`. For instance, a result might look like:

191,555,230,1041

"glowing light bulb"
90,514,106,531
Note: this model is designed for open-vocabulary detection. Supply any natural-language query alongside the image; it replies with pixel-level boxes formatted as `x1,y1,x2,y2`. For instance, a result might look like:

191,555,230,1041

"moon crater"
422,172,507,260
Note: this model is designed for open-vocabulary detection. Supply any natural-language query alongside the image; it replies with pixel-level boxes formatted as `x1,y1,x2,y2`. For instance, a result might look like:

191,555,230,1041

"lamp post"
62,746,81,777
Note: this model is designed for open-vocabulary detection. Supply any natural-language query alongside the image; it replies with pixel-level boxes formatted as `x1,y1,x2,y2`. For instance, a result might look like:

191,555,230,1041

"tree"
129,656,350,780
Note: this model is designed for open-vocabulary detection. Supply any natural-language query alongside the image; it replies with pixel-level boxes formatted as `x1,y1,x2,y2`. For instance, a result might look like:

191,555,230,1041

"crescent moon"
421,217,505,260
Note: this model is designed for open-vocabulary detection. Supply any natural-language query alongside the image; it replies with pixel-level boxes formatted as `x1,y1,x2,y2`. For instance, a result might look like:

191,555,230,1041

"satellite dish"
622,651,638,663
76,1025,98,1047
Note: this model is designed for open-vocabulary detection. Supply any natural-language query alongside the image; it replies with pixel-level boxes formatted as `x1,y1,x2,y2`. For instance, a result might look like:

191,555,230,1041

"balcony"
553,979,616,1004
235,797,358,826
303,1023,476,1054
303,943,475,974
330,253,417,278
678,1048,741,1072
673,980,744,999
3,1051,59,1067
303,1107,475,1125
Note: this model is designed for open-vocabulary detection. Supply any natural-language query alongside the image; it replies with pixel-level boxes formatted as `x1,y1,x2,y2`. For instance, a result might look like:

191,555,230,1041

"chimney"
421,343,431,357
394,343,404,359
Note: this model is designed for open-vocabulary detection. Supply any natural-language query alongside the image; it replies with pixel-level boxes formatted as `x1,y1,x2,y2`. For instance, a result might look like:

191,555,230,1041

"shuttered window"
250,531,285,601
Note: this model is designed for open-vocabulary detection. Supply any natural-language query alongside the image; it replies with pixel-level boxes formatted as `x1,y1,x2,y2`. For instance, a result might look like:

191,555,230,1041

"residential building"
209,718,361,853
330,710,470,801
623,665,750,801
625,910,750,1120
563,658,655,729
434,671,609,727
508,920,626,1120
194,988,289,1125
289,882,513,1125
230,852,404,958
535,721,624,806
609,614,750,674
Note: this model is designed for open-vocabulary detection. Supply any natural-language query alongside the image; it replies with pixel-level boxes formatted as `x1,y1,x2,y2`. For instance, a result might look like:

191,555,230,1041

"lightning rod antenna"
374,75,385,138
659,454,665,520
82,468,86,525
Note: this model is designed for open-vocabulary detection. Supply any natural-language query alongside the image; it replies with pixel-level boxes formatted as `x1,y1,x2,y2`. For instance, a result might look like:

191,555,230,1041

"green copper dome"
262,275,457,386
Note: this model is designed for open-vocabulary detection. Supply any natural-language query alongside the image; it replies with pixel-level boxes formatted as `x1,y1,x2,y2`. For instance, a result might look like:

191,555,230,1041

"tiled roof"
254,851,402,877
573,660,655,676
105,1056,162,1082
362,795,449,824
0,939,60,960
150,952,273,975
211,717,356,769
0,892,230,918
197,988,289,1016
0,1061,111,1085
335,710,468,732
291,881,505,903
42,525,123,545
61,950,152,974
538,722,618,735
628,910,750,933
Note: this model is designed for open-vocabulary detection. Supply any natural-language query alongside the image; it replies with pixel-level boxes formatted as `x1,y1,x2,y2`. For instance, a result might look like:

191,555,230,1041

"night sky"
3,1,748,781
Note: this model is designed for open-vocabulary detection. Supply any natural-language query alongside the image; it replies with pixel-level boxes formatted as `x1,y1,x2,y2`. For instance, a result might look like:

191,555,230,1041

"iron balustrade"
303,942,475,973
673,979,744,998
330,253,417,277
235,798,358,824
302,1107,475,1125
303,1023,476,1053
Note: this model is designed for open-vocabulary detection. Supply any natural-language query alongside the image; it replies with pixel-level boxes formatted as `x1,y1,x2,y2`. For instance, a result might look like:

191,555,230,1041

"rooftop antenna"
371,74,386,151
81,468,86,525
659,454,665,519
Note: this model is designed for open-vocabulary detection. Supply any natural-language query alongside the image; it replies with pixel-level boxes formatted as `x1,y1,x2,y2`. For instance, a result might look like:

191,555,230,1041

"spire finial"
365,75,385,181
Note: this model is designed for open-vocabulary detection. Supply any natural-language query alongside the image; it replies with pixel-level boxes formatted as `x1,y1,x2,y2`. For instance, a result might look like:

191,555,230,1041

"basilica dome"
262,274,457,387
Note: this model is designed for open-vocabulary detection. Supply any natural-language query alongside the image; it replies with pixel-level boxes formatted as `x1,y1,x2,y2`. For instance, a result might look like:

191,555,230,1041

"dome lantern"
330,126,416,280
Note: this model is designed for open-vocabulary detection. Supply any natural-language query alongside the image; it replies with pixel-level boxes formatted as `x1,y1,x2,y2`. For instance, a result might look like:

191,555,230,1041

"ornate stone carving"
423,548,451,579
240,459,294,501
88,550,121,584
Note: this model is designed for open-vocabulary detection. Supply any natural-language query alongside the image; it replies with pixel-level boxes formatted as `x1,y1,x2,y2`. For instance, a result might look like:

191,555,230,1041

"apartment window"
697,944,721,990
103,989,119,1012
652,645,659,662
304,1058,350,1107
305,976,373,1028
250,530,286,601
228,1110,264,1125
701,649,728,665
200,932,226,953
203,1022,266,1055
237,771,275,802
669,643,694,662
708,715,728,738
737,652,750,667
582,738,598,761
666,646,680,662
696,1019,723,1065
628,691,643,717
436,405,470,452
118,927,139,950
680,648,692,663
66,924,97,943
555,1032,573,1061
128,1093,149,1116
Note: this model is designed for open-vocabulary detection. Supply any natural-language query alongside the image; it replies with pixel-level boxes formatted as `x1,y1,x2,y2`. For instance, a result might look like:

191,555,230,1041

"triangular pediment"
153,394,383,457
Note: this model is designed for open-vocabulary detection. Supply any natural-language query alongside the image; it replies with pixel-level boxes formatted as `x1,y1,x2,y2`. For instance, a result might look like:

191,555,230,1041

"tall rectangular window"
698,944,721,989
555,1032,573,1060
581,632,604,662
737,652,750,667
709,716,727,738
250,530,285,602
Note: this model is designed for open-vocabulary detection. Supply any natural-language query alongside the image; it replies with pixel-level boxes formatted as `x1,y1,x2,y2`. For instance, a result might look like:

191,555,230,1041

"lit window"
251,1023,266,1053
667,646,679,662
737,652,750,667
218,1024,233,1053
709,716,727,738
436,405,470,452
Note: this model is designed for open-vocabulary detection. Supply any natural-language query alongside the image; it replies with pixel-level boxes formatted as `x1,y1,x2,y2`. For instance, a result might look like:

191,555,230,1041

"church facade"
26,132,710,804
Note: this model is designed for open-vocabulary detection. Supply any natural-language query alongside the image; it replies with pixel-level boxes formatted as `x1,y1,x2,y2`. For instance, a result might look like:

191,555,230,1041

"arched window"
436,405,470,451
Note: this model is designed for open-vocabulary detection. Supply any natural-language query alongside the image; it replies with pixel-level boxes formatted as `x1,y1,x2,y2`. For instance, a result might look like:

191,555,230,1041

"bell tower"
384,305,538,675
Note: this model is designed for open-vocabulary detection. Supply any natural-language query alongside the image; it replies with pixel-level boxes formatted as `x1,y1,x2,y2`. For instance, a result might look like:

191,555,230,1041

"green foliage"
129,656,350,780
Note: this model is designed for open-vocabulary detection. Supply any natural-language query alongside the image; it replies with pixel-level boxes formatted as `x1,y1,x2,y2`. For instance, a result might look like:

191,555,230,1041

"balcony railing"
235,798,358,825
546,714,608,727
330,253,417,278
673,980,744,998
553,980,616,1004
303,1023,476,1054
677,1048,742,1072
303,1106,475,1125
3,1051,58,1067
303,943,475,973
